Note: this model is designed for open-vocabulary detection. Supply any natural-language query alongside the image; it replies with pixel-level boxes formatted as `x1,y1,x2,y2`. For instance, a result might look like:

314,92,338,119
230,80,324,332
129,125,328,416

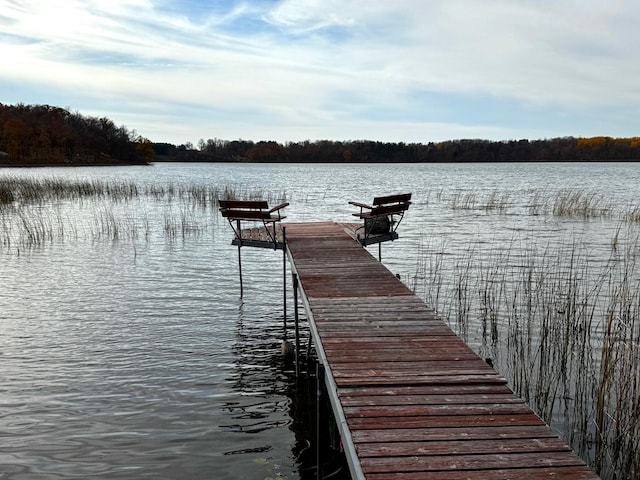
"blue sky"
1,0,638,144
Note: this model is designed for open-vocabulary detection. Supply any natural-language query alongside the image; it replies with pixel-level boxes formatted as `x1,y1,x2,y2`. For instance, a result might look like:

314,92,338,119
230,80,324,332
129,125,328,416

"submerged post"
292,272,300,376
316,362,324,480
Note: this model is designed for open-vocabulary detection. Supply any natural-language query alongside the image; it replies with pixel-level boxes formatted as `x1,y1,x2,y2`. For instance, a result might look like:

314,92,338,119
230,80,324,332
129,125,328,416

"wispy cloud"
1,0,639,143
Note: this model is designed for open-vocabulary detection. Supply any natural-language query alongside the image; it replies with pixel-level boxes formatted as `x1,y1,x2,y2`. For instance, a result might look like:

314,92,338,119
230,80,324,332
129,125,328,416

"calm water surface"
1,162,639,479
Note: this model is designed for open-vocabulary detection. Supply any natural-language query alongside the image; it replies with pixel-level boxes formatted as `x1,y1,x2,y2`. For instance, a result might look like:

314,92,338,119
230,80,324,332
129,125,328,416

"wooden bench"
349,193,412,247
219,200,289,248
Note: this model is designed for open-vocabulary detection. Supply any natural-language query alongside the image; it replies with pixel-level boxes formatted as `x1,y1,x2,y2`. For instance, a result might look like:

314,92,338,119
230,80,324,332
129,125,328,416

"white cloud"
264,0,357,33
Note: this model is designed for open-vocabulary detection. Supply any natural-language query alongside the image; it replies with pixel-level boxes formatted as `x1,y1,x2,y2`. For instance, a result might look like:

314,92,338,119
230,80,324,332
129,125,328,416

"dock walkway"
230,220,600,479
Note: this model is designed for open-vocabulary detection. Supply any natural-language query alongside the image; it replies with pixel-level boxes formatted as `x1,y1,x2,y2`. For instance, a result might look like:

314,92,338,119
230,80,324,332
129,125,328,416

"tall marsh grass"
0,175,290,248
417,228,640,479
446,187,640,222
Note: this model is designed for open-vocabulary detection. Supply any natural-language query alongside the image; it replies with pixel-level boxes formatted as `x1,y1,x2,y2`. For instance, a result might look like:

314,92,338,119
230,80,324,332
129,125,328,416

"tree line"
0,103,153,166
2,103,639,165
157,136,640,163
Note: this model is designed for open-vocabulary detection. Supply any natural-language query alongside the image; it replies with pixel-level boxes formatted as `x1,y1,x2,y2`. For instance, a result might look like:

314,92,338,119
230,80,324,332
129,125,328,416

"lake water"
1,162,639,479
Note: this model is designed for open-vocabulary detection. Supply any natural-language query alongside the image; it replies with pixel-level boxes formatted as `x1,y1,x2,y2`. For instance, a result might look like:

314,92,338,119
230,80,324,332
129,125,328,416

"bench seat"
219,199,289,247
349,193,411,247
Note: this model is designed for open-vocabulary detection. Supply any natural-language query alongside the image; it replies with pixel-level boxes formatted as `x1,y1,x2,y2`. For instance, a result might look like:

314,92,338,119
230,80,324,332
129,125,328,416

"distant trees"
160,135,640,163
135,138,155,163
0,103,152,165
3,103,638,166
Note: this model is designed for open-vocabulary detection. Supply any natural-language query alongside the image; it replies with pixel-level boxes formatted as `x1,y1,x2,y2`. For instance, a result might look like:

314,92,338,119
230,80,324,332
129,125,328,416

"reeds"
0,174,294,249
142,182,289,210
417,228,640,480
593,239,640,477
551,189,613,219
445,187,640,222
0,176,141,206
0,175,290,213
163,206,207,240
450,190,512,212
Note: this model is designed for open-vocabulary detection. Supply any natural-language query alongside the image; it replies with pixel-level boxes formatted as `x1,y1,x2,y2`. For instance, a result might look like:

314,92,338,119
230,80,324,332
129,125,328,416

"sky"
1,0,639,145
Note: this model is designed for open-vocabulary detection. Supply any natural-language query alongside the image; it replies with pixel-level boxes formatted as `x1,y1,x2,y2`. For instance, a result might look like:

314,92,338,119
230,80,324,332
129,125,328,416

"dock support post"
236,219,244,298
293,272,300,376
316,362,324,480
282,227,287,331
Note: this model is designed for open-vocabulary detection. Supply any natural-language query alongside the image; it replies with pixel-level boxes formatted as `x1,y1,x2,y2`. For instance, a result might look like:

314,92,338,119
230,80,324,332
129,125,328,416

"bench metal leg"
236,220,244,297
260,219,279,248
282,227,287,332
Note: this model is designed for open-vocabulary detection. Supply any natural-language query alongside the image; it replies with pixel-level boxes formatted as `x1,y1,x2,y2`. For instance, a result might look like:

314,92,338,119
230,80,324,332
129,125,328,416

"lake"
1,162,638,479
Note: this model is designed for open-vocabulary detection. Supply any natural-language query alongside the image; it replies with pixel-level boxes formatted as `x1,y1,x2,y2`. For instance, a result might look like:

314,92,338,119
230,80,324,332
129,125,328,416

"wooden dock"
236,221,600,479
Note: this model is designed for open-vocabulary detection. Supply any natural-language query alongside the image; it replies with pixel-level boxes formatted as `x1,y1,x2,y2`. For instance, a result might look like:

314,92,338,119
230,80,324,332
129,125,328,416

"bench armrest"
349,200,373,218
269,202,290,214
348,200,373,210
268,202,289,221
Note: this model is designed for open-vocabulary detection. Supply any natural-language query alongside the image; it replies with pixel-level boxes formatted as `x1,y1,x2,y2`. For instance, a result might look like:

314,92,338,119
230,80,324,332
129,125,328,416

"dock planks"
248,221,601,479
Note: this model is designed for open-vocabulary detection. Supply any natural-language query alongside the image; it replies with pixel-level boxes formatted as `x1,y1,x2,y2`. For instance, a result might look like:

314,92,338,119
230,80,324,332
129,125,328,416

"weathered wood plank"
325,348,478,357
344,402,533,419
340,393,526,407
339,384,515,397
366,466,600,480
348,412,547,430
317,325,456,336
359,451,587,473
351,425,558,443
331,361,497,373
310,295,430,308
357,437,572,457
333,374,508,388
320,339,479,350
332,367,501,379
316,316,445,325
324,350,480,363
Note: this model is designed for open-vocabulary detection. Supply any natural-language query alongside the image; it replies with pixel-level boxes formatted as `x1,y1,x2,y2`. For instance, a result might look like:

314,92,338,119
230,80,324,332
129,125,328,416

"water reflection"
2,162,640,479
219,300,351,479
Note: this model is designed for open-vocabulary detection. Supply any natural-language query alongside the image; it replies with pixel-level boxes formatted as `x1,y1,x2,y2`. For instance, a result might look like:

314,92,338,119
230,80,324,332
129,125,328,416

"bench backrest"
372,193,412,205
219,200,271,220
219,200,269,209
371,193,412,216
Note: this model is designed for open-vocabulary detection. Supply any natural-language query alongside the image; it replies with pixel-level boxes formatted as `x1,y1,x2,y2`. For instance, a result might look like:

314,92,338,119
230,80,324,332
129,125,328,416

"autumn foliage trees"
0,103,152,165
185,136,640,163
2,103,639,166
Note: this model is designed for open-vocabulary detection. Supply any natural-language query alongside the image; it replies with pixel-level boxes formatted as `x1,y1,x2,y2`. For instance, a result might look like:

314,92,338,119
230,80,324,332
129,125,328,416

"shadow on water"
287,364,352,480
223,300,351,480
